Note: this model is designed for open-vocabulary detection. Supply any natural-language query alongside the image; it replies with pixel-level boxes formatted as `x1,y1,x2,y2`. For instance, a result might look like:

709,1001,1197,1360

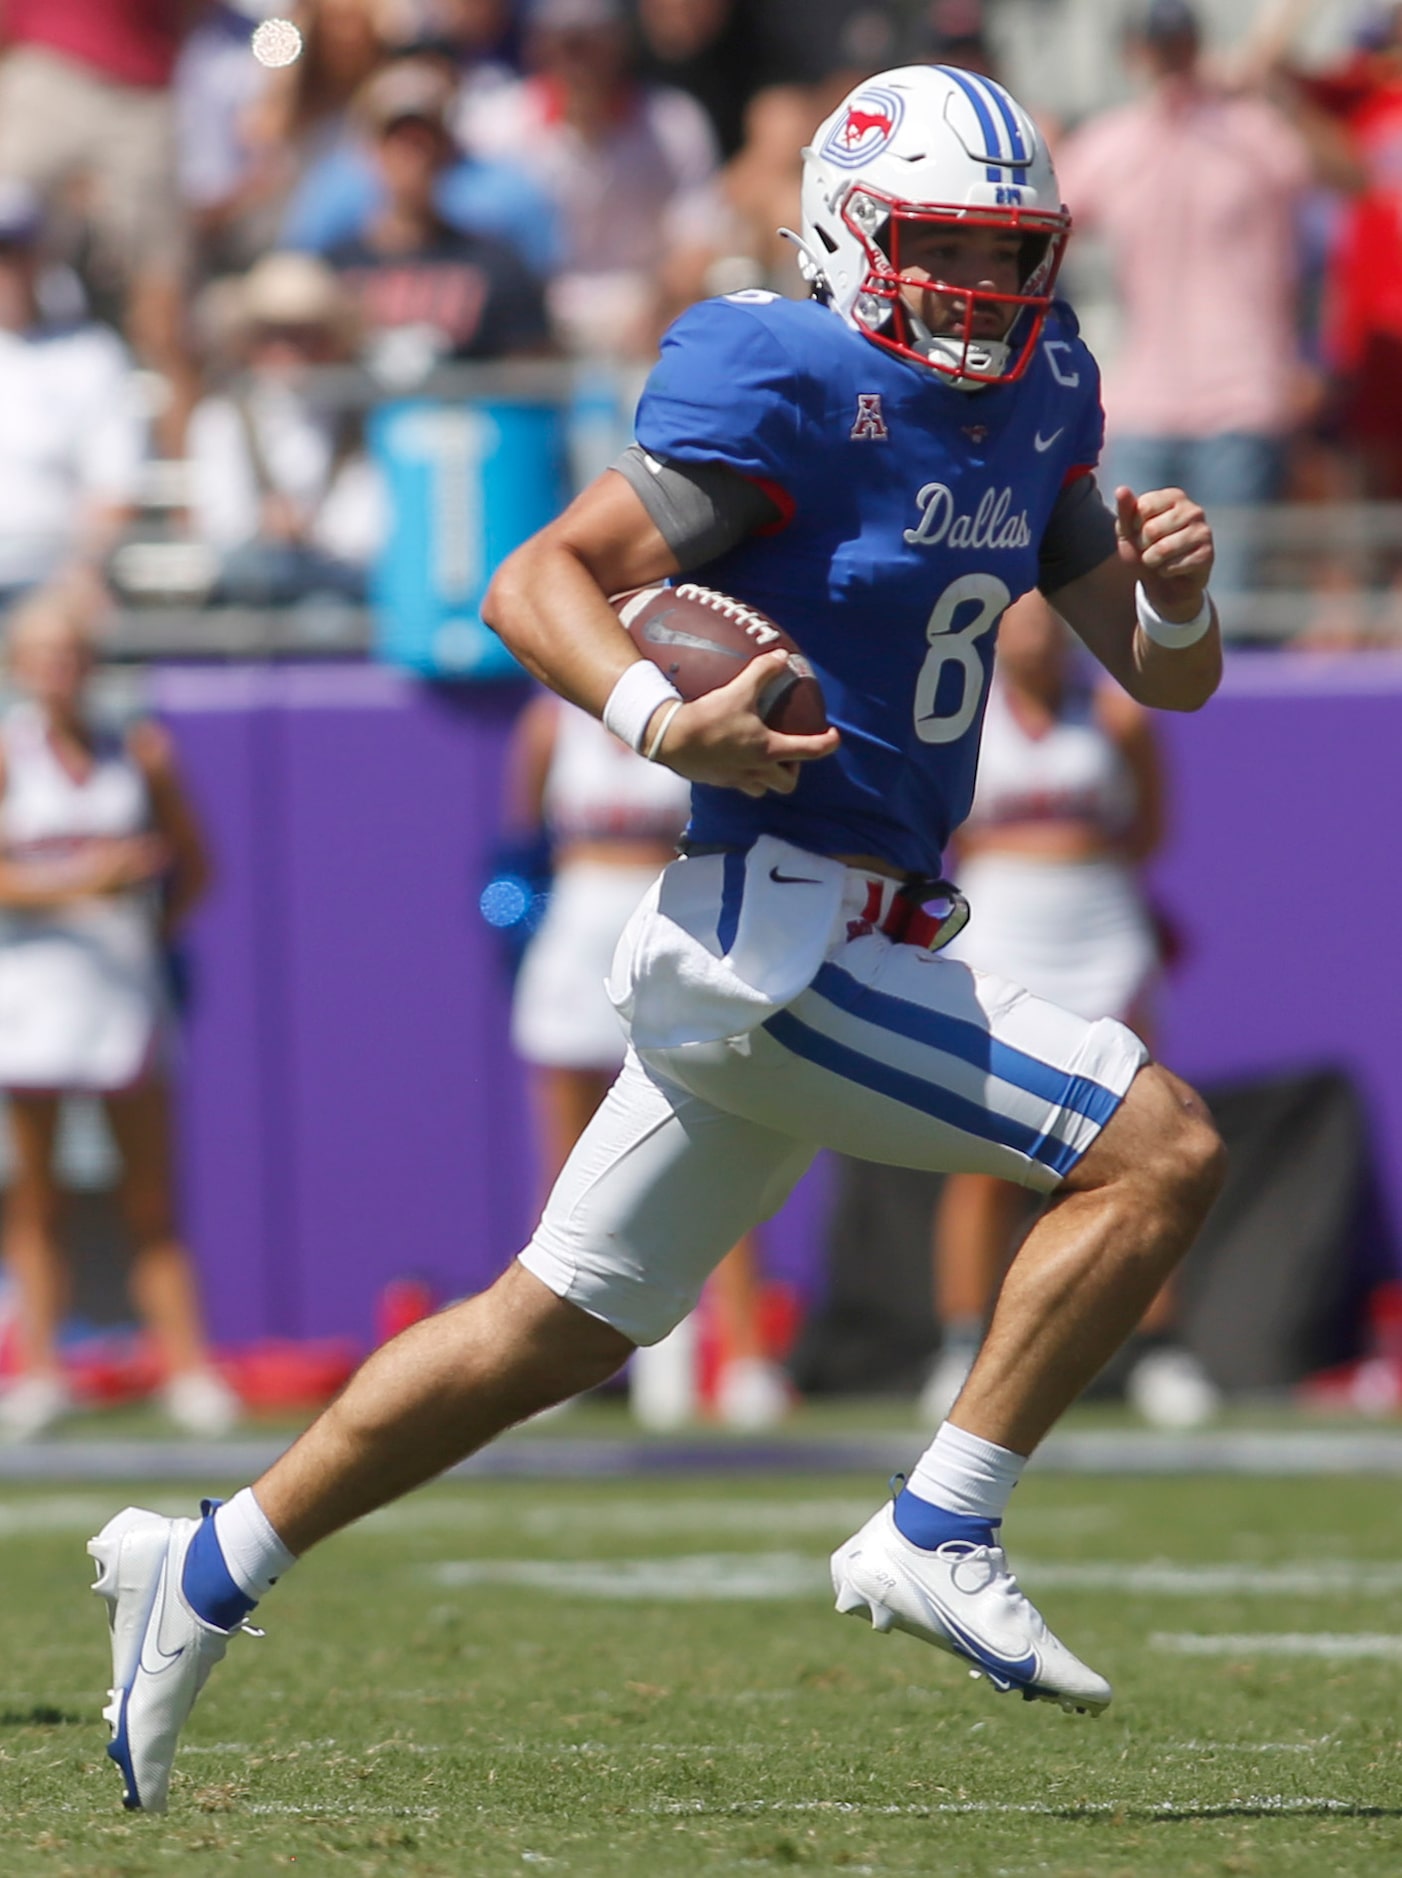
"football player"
89,64,1225,1811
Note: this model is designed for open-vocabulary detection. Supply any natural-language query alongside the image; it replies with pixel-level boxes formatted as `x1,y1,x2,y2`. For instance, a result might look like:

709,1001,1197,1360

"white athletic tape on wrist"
602,660,682,753
643,698,684,763
1135,582,1213,649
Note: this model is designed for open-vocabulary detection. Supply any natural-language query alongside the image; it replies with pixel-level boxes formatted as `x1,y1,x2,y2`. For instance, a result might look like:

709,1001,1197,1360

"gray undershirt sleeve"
1037,474,1119,596
611,444,783,570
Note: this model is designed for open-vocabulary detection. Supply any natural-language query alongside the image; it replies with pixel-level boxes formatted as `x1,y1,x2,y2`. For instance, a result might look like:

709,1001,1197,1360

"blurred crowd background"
1,0,1402,643
1,0,1401,1441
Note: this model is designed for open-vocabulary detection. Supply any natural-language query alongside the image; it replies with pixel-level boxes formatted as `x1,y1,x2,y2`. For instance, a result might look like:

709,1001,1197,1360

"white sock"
906,1420,1026,1524
212,1487,297,1599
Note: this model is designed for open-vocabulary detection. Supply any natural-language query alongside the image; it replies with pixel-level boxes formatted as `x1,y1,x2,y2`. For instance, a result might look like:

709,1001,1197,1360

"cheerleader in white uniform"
921,591,1218,1430
0,591,238,1440
507,694,789,1428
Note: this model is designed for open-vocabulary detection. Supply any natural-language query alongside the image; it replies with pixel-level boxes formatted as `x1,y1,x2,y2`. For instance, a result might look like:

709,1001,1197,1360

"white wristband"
602,659,682,753
1135,582,1213,649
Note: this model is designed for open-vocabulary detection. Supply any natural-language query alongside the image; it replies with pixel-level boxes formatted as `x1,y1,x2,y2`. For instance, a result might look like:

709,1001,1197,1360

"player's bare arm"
483,471,838,796
1050,485,1222,711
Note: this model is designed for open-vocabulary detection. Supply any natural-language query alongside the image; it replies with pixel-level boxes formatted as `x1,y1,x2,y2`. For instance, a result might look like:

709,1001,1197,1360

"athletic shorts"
519,841,1148,1345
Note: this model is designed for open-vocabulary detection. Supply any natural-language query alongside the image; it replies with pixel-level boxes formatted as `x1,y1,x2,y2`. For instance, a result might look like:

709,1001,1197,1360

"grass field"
4,1449,1402,1876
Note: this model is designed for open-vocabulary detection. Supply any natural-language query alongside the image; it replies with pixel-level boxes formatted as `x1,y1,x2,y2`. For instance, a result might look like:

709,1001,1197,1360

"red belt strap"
848,877,970,951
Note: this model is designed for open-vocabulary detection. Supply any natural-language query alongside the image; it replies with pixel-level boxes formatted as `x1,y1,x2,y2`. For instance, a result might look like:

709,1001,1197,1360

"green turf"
4,1469,1402,1876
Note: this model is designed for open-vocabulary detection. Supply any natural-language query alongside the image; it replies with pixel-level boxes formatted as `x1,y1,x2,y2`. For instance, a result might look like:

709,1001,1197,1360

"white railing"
95,355,1402,656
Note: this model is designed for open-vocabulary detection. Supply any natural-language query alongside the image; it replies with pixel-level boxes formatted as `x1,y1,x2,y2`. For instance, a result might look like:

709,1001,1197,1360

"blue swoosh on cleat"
920,1602,1040,1689
105,1689,143,1810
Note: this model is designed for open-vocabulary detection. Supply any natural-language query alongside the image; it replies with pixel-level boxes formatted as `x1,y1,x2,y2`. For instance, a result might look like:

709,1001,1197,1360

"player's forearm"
1131,609,1223,712
482,534,642,717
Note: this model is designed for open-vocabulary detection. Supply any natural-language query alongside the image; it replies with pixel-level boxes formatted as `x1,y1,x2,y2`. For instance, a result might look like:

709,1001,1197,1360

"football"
613,582,829,735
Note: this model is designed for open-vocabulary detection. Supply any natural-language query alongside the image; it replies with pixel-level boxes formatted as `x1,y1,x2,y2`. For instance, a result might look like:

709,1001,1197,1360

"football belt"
850,873,971,952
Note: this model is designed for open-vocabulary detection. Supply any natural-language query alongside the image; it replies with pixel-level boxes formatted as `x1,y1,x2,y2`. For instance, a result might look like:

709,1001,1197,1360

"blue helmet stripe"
940,65,1031,187
973,73,1029,161
969,72,1031,184
938,64,1004,183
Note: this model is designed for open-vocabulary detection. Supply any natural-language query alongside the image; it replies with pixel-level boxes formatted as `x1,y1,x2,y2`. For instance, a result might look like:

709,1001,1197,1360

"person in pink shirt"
0,0,203,447
1055,0,1360,596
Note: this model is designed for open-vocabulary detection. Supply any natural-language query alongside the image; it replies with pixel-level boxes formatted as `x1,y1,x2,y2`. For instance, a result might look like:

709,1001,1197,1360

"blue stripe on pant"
762,1006,1087,1180
809,962,1122,1131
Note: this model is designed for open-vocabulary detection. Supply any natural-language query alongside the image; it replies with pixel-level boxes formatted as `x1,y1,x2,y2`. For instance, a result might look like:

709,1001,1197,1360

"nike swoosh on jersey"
770,867,821,884
1033,428,1065,452
136,1558,188,1678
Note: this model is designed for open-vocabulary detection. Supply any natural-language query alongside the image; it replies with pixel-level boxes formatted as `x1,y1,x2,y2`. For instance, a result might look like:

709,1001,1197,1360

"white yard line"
1152,1632,1402,1659
1032,1560,1402,1595
240,1803,441,1819
645,1796,1368,1818
424,1551,821,1600
421,1551,1402,1602
364,1495,876,1538
1169,1739,1335,1754
0,1493,190,1535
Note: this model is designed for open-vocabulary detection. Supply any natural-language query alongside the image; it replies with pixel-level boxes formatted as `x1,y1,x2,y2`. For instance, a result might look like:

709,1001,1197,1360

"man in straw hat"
187,252,384,607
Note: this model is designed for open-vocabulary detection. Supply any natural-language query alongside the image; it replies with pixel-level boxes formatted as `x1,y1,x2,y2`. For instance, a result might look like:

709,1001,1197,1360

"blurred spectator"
503,694,789,1429
242,0,393,246
920,592,1216,1431
250,0,390,162
0,184,146,616
466,0,735,358
326,59,551,379
280,49,559,275
750,0,902,92
0,585,237,1441
1055,0,1362,596
175,1,298,278
721,85,820,295
633,0,767,160
0,0,202,446
1273,4,1402,499
187,253,385,608
918,0,998,78
388,0,520,99
719,1,931,300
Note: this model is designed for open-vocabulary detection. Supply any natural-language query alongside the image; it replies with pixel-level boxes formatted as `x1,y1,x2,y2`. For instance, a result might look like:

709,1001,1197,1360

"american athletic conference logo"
820,85,905,170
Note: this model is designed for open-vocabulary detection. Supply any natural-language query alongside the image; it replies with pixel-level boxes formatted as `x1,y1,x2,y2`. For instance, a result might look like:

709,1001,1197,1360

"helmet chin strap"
778,226,826,289
905,307,1010,391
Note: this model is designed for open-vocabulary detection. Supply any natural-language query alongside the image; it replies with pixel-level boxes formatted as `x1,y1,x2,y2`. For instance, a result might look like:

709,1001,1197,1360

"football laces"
673,584,782,648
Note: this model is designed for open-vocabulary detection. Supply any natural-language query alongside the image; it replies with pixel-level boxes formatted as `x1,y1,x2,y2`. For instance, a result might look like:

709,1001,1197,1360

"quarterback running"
90,64,1225,1811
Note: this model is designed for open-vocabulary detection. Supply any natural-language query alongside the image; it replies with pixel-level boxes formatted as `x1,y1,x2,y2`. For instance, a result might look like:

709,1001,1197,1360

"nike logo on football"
1033,427,1065,453
770,867,821,885
641,617,744,659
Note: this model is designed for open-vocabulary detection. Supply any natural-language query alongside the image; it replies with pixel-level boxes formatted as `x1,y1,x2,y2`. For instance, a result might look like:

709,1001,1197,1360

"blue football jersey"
633,292,1106,877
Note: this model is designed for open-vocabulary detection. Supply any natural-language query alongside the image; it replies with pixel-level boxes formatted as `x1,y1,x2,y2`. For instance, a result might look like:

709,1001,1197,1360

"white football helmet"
795,65,1070,390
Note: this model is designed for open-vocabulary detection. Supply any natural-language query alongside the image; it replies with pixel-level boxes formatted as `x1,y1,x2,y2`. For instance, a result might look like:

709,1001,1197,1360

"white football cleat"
88,1506,246,1811
162,1370,242,1438
915,1345,977,1426
831,1502,1111,1715
0,1373,74,1441
1126,1346,1221,1430
714,1357,791,1430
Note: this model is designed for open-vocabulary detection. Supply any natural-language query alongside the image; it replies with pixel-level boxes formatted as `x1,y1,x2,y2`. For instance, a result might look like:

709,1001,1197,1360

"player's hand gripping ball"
613,583,828,734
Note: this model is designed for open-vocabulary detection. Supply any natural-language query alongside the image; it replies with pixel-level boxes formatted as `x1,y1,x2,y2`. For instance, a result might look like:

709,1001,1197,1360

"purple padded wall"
1151,652,1402,1249
151,653,1402,1348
